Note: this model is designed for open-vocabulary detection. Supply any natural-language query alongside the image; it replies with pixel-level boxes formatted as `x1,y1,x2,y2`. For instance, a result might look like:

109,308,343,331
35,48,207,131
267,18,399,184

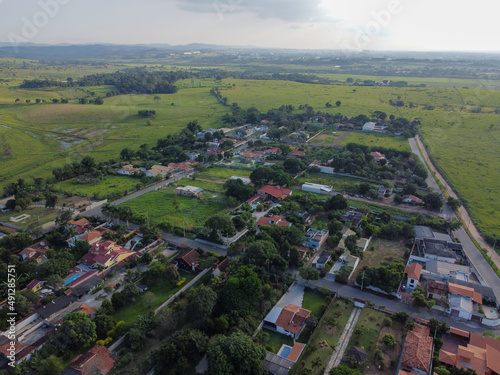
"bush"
382,317,392,327
382,333,396,348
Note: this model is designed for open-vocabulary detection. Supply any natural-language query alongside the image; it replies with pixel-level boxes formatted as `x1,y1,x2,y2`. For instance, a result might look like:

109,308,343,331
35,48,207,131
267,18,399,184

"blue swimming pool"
279,346,292,359
65,274,82,285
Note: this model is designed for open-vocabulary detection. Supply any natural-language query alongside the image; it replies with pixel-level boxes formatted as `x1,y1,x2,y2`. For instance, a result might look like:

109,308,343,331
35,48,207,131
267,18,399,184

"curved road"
409,137,500,300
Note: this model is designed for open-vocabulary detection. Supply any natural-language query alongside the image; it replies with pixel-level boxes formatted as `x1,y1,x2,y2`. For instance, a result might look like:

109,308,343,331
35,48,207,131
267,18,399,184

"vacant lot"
176,178,225,194
310,131,411,152
54,175,140,199
118,188,228,230
291,298,354,375
345,308,404,375
350,238,409,282
198,166,252,180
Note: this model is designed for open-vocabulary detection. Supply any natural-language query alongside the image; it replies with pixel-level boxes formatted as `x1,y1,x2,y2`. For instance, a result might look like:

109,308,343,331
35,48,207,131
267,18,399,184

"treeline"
19,68,184,94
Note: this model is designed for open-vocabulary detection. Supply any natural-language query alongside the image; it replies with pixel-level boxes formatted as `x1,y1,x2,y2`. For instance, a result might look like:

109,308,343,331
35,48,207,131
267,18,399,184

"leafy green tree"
189,285,217,319
329,364,362,375
40,355,64,375
299,266,320,280
127,327,146,351
434,367,451,375
283,158,305,174
205,214,236,237
447,197,462,210
207,332,265,375
94,314,115,338
382,333,396,347
423,192,444,210
46,274,64,289
50,312,97,353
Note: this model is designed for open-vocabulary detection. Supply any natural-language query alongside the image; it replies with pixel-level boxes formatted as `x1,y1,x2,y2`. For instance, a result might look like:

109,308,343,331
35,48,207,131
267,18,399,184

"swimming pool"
278,345,292,359
65,273,82,285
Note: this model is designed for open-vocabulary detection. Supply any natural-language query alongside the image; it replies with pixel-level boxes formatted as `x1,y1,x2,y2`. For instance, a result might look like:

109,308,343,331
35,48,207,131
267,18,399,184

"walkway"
324,307,362,374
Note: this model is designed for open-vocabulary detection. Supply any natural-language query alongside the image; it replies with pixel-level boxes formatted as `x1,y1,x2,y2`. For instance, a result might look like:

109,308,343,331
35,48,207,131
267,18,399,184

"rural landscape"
0,4,499,375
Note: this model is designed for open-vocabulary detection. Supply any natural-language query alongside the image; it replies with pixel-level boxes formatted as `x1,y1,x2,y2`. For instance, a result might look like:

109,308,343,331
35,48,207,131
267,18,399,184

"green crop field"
118,187,228,230
218,78,500,241
54,175,141,199
310,131,411,152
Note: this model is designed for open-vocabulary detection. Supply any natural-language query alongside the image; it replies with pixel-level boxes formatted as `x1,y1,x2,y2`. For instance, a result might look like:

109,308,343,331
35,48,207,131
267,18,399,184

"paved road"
304,278,500,334
409,138,500,300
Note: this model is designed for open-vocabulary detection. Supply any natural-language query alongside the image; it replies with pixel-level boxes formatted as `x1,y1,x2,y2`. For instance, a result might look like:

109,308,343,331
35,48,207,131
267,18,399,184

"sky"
0,0,497,52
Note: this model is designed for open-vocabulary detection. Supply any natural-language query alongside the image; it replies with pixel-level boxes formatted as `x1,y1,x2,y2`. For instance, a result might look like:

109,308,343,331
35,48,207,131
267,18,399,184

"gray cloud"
176,0,333,23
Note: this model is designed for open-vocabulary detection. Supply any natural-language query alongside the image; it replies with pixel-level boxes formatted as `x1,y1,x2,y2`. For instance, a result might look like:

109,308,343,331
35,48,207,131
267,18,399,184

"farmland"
0,58,498,242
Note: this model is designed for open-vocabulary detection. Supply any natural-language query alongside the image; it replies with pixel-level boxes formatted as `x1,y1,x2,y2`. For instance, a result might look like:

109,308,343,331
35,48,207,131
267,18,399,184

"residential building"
61,345,115,375
117,164,139,176
362,122,376,131
229,176,252,185
290,149,306,158
439,330,500,375
403,195,423,205
326,252,360,282
172,249,200,271
146,165,173,178
405,263,423,290
341,211,364,227
257,185,292,202
424,260,471,281
301,182,335,195
26,279,44,292
410,237,465,264
308,160,335,174
370,151,386,162
400,324,433,375
175,185,203,197
304,228,329,250
81,241,134,269
257,215,292,228
67,218,91,234
312,251,331,269
212,258,229,278
263,304,311,339
346,347,368,364
19,240,50,263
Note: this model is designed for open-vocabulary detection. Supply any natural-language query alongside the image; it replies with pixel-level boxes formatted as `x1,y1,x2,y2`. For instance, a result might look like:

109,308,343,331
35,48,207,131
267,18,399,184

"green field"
54,175,141,198
118,188,228,230
198,166,252,180
0,207,59,229
302,288,328,319
310,131,411,152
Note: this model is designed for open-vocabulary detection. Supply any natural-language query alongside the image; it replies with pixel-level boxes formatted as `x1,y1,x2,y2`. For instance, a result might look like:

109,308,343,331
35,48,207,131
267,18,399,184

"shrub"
382,333,396,348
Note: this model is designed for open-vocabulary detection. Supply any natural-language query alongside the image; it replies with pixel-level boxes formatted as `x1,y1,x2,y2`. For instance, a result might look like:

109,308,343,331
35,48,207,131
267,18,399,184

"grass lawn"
118,187,228,230
198,166,252,180
0,207,59,229
345,308,404,374
264,330,295,354
302,288,328,319
54,175,141,199
176,178,225,193
292,298,354,375
295,172,381,192
350,238,409,282
111,270,196,324
337,131,411,152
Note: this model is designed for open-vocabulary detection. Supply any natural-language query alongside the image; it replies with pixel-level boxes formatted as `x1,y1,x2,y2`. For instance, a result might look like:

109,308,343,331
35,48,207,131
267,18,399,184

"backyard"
0,207,59,230
344,308,404,375
111,270,197,324
291,298,354,375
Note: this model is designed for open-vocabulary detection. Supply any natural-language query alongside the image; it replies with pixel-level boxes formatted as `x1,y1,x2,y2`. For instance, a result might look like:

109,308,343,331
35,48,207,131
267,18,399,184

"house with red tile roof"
19,240,50,263
263,304,311,339
172,249,200,271
370,151,386,162
212,258,229,278
62,345,115,375
400,325,433,375
403,195,423,205
256,215,291,228
81,241,134,269
257,185,292,201
405,263,422,290
439,330,500,375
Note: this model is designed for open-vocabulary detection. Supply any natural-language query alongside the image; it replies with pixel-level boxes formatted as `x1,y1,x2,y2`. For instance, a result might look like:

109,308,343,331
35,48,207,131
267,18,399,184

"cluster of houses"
398,226,499,326
117,160,199,179
399,321,500,375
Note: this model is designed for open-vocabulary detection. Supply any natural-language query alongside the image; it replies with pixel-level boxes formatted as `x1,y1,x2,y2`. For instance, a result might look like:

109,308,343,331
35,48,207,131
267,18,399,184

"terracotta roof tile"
401,329,433,373
275,304,311,335
258,185,292,199
449,283,482,303
405,263,422,280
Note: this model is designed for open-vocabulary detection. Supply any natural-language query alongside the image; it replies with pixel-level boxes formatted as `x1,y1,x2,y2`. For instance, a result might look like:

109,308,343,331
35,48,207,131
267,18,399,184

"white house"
405,263,422,290
312,252,331,269
363,122,376,131
301,182,334,195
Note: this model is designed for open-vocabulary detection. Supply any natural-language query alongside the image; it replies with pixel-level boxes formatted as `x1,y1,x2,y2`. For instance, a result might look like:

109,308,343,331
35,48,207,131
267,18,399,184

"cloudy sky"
0,0,497,52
